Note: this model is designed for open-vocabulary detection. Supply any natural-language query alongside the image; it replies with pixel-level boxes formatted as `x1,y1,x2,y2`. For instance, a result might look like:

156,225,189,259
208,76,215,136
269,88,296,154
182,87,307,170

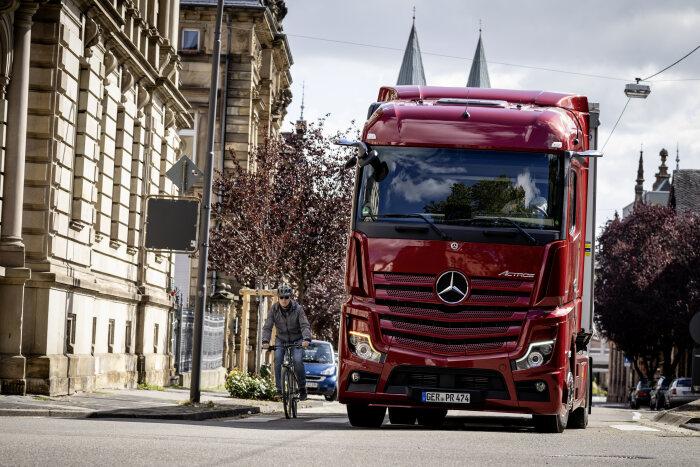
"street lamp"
624,78,651,99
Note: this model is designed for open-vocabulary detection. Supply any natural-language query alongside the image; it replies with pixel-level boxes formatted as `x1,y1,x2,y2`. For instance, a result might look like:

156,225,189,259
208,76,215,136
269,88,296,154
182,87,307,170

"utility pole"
190,0,225,403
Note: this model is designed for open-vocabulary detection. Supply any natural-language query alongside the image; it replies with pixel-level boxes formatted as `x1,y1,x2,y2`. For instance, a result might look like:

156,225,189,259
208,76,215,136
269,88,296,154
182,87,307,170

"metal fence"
173,299,225,374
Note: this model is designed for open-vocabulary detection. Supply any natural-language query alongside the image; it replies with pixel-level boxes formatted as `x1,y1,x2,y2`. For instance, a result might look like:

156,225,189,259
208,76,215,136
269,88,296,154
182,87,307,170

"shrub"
225,368,278,401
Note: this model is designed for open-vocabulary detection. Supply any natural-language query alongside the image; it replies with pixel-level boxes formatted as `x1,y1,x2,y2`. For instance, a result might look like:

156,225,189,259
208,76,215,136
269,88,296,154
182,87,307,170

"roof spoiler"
377,86,589,112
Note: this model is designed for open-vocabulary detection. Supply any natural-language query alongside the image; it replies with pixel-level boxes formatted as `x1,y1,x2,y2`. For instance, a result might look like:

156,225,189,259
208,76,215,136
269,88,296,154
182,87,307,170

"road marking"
632,411,642,421
308,417,349,424
610,424,659,432
228,416,279,423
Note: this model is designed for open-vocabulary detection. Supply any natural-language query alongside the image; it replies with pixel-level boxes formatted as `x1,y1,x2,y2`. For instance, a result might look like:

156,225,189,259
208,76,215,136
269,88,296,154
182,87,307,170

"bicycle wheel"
287,369,298,419
281,366,291,419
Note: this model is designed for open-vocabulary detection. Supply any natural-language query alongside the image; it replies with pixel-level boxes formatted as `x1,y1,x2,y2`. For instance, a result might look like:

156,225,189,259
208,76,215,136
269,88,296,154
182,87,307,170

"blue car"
303,340,338,401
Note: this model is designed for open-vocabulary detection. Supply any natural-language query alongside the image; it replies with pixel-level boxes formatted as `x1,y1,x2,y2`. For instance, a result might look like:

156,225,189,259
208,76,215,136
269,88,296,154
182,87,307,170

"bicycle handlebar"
266,343,304,351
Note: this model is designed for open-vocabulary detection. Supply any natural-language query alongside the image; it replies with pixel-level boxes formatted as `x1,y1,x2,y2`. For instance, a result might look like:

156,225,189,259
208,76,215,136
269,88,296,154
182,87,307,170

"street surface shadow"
79,411,536,432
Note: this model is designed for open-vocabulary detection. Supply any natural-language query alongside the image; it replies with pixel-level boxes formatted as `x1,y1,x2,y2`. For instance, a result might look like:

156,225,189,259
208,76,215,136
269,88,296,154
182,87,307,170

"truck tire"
416,408,447,428
567,406,588,429
389,407,417,425
347,403,386,428
533,411,568,433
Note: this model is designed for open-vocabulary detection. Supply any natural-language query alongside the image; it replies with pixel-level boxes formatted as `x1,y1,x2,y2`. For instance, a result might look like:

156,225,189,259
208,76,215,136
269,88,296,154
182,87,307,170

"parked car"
650,377,671,411
665,378,699,409
303,340,338,401
629,380,652,409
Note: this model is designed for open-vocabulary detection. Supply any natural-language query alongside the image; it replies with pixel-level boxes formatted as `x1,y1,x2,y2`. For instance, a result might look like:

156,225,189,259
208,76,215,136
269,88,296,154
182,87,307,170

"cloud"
389,173,456,203
285,0,700,231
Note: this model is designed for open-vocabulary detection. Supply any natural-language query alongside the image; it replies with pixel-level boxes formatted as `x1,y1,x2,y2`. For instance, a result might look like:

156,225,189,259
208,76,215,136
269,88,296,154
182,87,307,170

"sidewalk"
653,398,700,430
0,387,322,421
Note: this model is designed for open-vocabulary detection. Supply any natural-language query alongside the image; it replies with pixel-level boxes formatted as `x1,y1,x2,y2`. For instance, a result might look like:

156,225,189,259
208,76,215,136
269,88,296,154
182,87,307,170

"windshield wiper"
443,217,538,245
374,213,451,240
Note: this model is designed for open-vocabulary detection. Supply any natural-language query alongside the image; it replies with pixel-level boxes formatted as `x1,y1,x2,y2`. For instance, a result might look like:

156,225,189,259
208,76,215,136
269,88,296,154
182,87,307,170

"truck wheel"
347,403,386,428
567,406,588,429
389,407,417,425
533,411,568,433
416,408,447,428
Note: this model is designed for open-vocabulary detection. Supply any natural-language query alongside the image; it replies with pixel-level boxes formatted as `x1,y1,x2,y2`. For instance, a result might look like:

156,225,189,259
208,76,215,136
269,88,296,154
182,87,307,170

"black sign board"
144,197,199,252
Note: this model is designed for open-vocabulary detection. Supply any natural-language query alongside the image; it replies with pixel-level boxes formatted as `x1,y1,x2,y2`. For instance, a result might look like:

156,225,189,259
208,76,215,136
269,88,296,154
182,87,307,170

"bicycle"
268,343,303,419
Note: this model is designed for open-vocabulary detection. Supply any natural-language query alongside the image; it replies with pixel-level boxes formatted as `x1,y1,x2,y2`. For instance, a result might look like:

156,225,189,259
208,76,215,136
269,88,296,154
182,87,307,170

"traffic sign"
690,312,700,344
144,197,199,252
166,156,203,194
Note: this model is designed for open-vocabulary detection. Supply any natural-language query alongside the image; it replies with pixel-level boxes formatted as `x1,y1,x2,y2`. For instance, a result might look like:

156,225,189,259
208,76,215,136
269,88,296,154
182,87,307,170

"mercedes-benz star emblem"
435,271,469,304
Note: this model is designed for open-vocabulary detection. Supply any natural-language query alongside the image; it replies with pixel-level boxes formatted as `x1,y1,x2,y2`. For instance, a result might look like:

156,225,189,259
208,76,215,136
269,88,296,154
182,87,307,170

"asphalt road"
1,401,697,466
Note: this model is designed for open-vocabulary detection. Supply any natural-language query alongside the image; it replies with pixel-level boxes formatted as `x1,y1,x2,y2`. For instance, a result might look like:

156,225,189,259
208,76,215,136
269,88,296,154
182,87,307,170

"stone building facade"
0,0,191,395
174,0,292,380
178,0,292,174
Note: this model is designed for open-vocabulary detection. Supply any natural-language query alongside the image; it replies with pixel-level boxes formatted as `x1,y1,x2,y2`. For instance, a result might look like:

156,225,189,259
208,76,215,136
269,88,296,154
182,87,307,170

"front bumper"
338,303,580,416
305,375,337,396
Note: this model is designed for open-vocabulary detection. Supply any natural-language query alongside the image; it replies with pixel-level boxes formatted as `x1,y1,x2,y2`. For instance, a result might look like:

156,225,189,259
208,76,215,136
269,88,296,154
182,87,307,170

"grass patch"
33,395,53,401
137,383,165,391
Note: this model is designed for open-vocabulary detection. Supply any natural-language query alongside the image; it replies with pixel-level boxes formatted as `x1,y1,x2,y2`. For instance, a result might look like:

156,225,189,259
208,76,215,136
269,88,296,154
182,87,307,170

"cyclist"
261,283,312,401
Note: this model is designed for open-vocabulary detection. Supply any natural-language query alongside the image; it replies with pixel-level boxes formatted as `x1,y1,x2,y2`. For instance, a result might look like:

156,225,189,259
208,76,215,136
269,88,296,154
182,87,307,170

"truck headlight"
320,367,336,376
512,340,555,371
348,331,385,363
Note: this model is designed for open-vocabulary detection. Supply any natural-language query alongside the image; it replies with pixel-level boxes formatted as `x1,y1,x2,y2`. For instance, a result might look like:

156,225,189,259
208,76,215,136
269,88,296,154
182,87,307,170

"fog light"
535,381,547,392
351,372,361,383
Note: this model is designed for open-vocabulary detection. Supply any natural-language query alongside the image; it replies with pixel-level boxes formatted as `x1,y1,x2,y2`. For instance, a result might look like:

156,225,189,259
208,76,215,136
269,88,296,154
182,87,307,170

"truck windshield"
356,147,563,232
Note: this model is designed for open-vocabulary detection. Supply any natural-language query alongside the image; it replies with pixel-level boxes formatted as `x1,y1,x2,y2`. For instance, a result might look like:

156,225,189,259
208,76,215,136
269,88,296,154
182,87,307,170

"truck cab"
338,86,598,433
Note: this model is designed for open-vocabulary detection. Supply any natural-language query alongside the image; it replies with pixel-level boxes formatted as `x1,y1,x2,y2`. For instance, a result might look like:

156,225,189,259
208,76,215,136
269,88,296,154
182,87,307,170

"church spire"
396,7,426,86
634,146,644,205
467,24,491,88
295,81,307,135
676,142,680,171
652,148,670,191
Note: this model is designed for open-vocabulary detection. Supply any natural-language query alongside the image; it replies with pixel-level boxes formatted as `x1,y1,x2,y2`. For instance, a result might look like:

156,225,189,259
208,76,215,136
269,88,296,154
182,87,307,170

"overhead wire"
286,33,700,83
601,97,631,151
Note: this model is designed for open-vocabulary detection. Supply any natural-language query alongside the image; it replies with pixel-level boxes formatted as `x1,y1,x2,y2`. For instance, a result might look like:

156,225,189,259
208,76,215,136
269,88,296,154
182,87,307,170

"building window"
181,29,200,51
153,323,159,354
125,320,133,354
65,314,77,354
91,317,97,356
108,319,115,353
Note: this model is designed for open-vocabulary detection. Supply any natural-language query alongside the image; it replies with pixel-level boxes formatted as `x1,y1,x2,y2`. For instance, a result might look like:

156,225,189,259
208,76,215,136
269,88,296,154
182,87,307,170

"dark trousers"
274,341,307,393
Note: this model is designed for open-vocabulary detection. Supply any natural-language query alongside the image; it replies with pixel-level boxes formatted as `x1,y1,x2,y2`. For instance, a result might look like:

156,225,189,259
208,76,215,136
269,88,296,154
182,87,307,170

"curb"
0,408,90,418
0,405,260,421
87,405,260,421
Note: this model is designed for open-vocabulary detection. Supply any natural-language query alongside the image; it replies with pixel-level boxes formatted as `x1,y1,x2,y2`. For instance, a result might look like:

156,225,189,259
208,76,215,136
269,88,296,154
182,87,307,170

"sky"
282,0,700,233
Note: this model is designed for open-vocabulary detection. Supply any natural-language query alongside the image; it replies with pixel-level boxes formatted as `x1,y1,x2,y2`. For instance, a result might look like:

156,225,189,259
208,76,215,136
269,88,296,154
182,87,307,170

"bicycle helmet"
277,283,293,297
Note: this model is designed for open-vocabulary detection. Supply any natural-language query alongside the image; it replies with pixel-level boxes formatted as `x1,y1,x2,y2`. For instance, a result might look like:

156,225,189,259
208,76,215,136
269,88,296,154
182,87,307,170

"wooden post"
238,293,251,371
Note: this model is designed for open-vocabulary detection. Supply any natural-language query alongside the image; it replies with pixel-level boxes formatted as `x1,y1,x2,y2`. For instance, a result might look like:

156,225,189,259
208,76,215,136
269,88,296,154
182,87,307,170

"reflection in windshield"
358,147,562,230
303,342,334,364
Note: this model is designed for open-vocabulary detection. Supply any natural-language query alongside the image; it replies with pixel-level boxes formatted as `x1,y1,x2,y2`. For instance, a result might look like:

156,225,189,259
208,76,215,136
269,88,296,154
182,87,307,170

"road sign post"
190,0,225,403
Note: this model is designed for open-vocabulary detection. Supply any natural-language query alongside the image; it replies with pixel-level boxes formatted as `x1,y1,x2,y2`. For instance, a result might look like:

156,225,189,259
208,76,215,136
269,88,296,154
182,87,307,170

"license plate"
306,382,318,388
422,391,471,404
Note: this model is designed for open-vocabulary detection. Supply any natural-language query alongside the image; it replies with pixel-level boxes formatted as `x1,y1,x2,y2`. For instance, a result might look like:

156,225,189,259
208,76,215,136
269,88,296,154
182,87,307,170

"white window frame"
181,28,201,51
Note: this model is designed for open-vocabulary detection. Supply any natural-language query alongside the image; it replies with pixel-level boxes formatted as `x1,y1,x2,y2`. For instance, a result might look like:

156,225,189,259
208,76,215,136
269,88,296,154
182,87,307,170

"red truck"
337,86,600,433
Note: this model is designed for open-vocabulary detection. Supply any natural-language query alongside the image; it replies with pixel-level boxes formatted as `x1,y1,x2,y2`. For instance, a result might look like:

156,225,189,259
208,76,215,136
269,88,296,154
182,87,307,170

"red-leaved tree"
210,119,356,341
595,204,700,379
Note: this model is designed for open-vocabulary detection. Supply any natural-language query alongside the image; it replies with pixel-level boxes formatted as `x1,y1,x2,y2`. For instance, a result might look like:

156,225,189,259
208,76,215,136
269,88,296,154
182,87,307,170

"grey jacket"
261,301,312,344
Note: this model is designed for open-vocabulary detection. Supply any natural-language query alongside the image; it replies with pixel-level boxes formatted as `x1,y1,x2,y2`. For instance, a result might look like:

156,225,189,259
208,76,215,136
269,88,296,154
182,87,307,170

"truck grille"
373,272,532,356
386,366,509,400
